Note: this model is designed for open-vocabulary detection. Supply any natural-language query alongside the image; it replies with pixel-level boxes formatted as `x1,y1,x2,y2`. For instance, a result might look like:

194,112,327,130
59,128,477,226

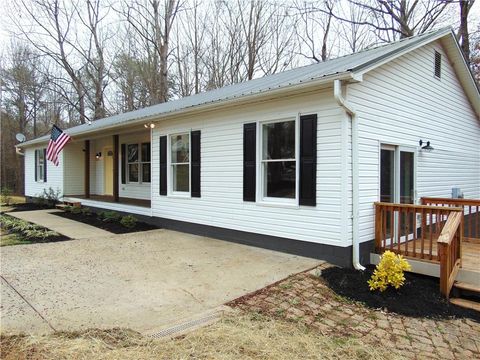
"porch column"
84,140,90,198
113,134,119,202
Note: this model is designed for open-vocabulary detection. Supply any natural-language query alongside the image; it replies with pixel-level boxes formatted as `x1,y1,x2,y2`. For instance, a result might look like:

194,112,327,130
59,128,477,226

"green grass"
0,233,31,247
0,195,26,207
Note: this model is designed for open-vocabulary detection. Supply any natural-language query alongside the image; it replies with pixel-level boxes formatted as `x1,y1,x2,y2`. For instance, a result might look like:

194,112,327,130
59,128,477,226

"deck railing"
374,202,462,260
374,202,463,297
421,197,480,242
437,211,463,297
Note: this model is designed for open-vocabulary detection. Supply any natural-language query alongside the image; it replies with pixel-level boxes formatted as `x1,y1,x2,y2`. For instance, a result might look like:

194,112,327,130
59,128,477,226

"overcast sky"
0,0,479,58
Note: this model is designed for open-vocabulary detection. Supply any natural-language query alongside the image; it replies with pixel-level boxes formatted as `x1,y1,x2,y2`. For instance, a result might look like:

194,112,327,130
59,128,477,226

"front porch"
373,197,480,307
62,129,152,214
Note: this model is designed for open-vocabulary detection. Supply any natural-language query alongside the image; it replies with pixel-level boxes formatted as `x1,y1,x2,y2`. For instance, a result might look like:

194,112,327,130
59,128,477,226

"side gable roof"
19,27,479,148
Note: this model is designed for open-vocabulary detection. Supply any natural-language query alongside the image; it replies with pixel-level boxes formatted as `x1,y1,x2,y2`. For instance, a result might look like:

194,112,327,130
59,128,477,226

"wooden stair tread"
453,281,480,294
450,298,480,312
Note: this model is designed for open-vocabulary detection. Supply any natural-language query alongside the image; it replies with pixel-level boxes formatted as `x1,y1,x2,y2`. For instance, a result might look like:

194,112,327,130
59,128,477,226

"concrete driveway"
1,229,319,335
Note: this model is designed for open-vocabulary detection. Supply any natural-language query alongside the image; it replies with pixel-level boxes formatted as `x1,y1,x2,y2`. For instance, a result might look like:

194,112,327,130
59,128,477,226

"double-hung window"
36,149,45,182
260,119,297,202
170,133,190,193
127,142,151,183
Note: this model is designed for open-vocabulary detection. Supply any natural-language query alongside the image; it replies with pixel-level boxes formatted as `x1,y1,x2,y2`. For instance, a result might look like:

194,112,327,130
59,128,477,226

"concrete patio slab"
0,229,320,335
7,209,112,239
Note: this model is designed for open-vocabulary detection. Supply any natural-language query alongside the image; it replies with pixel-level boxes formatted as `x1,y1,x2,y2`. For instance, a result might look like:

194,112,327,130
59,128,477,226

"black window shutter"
159,136,167,195
243,123,256,202
43,148,47,182
121,144,126,184
191,130,201,197
299,114,317,206
34,150,38,181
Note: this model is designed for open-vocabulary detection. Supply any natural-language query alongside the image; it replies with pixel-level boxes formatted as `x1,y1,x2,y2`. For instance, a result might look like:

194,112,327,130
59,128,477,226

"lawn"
0,312,397,360
0,231,31,247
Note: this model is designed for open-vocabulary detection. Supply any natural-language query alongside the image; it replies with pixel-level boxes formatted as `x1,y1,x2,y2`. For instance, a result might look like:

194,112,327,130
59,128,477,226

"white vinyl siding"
63,142,85,195
24,147,64,197
151,88,348,246
347,40,480,244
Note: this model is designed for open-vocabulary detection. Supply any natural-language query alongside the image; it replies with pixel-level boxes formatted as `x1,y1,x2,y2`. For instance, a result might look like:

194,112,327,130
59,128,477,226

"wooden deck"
375,198,479,297
64,195,150,208
400,238,479,272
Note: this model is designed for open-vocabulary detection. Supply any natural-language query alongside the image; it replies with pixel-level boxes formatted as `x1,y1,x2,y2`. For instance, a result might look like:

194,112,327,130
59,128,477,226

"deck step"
450,298,480,312
63,201,81,207
453,281,480,294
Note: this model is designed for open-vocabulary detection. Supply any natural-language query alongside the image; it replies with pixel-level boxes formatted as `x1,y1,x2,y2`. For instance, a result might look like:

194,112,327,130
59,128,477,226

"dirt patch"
51,211,158,234
0,313,397,360
321,265,480,321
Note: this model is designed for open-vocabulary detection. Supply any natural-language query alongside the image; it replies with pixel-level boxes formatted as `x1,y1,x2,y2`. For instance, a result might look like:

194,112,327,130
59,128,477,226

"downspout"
334,79,365,271
150,125,153,218
15,147,25,156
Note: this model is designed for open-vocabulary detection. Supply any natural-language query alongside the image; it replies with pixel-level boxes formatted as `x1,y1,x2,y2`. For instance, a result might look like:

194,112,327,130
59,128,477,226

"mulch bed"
51,211,159,234
322,265,480,321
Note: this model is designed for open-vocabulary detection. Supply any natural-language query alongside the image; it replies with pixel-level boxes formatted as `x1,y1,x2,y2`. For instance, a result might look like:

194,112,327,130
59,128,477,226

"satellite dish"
16,133,26,143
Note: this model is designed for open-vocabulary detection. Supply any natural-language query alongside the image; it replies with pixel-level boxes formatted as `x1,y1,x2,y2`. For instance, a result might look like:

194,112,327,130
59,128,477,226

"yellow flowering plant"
368,251,412,292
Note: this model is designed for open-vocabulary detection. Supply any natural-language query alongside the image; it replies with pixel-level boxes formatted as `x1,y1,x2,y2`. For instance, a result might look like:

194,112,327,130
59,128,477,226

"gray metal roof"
20,27,456,147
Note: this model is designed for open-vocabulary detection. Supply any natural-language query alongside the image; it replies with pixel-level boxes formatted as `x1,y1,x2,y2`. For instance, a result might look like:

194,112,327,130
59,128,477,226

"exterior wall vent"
434,50,442,78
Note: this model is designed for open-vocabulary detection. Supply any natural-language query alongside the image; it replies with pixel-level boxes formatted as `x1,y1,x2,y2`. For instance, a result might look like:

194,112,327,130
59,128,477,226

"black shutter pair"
34,149,47,182
159,130,201,197
243,114,317,206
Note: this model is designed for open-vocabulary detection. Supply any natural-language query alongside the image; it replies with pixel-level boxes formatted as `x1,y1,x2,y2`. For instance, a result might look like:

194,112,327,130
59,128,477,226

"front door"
104,147,114,195
380,145,416,242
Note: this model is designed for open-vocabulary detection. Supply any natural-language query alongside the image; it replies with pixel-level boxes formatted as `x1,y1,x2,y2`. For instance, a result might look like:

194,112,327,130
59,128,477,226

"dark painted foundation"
84,204,374,268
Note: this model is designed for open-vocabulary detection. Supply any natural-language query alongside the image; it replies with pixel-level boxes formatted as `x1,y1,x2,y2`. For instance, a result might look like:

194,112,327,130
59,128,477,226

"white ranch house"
18,28,480,271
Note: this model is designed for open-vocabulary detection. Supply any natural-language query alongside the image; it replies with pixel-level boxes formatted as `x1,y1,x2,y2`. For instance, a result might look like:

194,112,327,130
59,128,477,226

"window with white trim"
127,142,151,183
260,119,297,201
170,133,190,193
36,149,45,182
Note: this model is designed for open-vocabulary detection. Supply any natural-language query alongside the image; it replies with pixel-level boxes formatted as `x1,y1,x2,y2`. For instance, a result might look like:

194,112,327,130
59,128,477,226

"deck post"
113,135,119,202
84,140,90,199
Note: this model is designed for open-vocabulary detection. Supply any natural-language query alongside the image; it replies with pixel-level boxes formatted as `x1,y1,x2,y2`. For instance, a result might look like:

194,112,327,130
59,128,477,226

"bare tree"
293,0,336,62
346,0,453,40
123,0,181,104
76,0,112,119
456,0,476,63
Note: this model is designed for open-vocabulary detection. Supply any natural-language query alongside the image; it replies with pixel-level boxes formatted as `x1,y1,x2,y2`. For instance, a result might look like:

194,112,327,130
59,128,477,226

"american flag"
46,125,71,166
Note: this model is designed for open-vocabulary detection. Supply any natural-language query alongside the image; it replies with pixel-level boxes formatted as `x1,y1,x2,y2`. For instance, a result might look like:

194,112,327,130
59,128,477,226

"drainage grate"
149,312,221,339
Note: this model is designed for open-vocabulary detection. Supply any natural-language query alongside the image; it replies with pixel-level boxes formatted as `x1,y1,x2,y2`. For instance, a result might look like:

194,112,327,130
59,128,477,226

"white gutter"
334,79,365,271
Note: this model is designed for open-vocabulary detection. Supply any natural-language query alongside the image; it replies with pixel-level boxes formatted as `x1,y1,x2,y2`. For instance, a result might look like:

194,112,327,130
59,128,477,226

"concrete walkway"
7,209,112,239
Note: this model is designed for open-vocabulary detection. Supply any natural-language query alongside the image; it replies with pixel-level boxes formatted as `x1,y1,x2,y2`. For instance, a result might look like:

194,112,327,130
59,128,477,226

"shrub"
0,214,59,240
35,187,62,208
1,187,13,205
63,205,73,212
81,207,92,216
70,206,82,214
99,210,121,223
120,215,137,229
368,251,411,292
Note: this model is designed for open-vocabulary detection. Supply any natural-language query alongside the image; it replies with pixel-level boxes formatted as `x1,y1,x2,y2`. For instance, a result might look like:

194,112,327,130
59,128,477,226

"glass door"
380,145,416,243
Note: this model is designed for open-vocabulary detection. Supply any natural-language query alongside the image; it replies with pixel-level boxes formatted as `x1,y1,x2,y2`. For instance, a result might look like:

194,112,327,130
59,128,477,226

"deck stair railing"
374,202,463,297
421,197,480,242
